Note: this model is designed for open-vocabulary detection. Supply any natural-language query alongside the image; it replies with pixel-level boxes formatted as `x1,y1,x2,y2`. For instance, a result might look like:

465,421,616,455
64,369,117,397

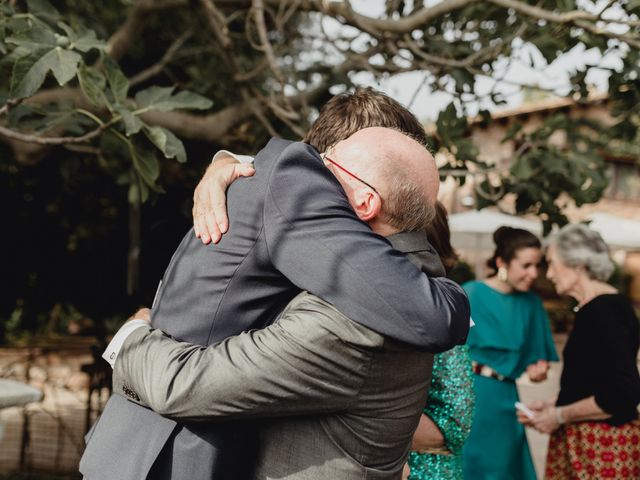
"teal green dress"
462,281,558,480
408,345,474,480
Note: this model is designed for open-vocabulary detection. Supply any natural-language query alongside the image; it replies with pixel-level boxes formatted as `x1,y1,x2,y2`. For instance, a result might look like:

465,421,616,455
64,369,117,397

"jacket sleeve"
263,142,469,352
591,302,640,416
112,295,380,421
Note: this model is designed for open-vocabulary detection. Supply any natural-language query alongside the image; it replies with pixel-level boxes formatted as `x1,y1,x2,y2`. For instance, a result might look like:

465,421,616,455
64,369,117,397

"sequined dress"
408,345,474,480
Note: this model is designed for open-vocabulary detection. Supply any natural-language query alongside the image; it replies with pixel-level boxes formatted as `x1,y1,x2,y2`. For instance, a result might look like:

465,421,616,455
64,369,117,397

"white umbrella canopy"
448,210,542,236
448,210,543,277
448,210,640,277
587,213,640,250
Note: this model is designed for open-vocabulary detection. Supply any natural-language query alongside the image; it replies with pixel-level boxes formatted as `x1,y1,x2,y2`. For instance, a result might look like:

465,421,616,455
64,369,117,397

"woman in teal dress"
406,202,475,480
462,226,558,480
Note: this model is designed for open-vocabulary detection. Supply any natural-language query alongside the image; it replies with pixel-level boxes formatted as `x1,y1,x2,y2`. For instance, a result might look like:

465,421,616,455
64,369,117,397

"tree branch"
107,0,188,61
198,0,233,49
129,31,193,87
0,118,116,145
233,58,269,82
252,0,285,86
308,0,479,35
488,0,640,37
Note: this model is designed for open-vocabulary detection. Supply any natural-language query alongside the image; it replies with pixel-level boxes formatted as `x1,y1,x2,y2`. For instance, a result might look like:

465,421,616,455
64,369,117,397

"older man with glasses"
81,87,470,480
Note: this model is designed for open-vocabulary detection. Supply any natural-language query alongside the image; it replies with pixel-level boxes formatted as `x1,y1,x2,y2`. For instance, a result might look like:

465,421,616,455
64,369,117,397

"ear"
495,256,507,269
351,188,382,222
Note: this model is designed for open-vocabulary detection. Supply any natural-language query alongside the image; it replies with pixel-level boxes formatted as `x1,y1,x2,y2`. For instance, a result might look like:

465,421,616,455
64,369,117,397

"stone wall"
0,341,108,476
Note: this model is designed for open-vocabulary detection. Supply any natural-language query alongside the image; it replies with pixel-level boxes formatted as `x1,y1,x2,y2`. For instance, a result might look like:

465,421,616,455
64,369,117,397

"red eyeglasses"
323,156,380,196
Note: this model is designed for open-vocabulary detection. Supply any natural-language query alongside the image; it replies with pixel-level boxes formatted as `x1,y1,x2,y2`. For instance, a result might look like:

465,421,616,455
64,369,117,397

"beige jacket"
113,291,434,479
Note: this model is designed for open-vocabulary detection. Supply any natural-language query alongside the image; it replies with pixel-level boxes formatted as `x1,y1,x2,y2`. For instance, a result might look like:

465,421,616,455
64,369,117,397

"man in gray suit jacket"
108,233,447,480
81,113,469,479
103,128,463,479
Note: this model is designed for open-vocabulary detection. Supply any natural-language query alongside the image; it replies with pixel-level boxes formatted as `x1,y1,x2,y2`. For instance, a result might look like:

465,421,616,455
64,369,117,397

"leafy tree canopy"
2,0,639,219
1,0,639,339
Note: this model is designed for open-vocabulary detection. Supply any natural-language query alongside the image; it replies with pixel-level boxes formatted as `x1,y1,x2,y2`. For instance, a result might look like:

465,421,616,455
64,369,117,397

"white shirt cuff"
211,150,254,164
102,320,150,368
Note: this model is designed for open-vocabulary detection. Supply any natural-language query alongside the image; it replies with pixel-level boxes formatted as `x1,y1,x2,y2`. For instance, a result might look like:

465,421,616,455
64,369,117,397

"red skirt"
545,419,640,479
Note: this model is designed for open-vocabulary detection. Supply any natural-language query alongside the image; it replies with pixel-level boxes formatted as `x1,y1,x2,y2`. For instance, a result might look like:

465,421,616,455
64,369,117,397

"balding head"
326,127,438,235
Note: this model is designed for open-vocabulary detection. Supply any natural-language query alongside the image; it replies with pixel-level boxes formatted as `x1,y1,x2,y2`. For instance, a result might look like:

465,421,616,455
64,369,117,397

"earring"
498,266,508,283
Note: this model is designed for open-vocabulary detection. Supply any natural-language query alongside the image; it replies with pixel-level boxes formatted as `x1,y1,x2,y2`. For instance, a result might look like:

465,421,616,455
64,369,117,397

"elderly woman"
519,223,640,480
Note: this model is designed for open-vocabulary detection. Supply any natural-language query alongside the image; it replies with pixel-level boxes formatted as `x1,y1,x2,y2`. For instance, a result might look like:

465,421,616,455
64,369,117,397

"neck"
369,219,399,237
571,278,617,308
485,276,513,294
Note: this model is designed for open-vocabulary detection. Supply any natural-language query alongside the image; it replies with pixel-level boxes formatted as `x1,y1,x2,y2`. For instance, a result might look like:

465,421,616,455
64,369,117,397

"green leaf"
104,57,128,104
511,155,535,180
436,102,467,147
0,3,14,15
27,0,61,25
452,138,478,162
9,46,80,98
451,68,474,94
72,30,103,52
44,47,81,85
135,86,212,112
502,123,522,143
128,179,150,204
143,125,187,163
5,26,57,53
77,62,106,107
129,142,160,188
157,90,213,110
135,86,175,108
532,34,562,64
115,106,144,136
10,53,44,98
57,22,104,53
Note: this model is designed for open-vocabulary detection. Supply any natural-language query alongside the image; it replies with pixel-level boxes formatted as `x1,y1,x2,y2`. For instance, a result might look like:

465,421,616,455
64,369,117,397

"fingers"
212,163,255,235
235,163,256,178
402,463,411,480
192,160,255,245
193,183,211,243
128,307,152,323
530,400,545,411
208,178,228,237
194,212,211,244
528,407,559,434
193,177,218,244
527,362,548,382
205,209,222,244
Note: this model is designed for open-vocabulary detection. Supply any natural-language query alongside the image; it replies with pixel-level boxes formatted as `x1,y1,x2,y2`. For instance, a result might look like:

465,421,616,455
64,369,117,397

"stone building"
435,93,640,303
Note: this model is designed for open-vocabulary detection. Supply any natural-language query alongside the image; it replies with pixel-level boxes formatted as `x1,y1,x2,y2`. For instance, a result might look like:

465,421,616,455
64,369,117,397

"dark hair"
425,201,459,273
303,87,428,152
487,226,541,272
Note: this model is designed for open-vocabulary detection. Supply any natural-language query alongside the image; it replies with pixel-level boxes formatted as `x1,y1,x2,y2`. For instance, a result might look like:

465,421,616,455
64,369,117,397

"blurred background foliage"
1,0,639,342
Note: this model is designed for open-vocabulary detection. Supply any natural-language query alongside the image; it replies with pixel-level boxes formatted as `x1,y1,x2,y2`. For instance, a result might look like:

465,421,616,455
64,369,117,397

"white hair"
545,223,614,281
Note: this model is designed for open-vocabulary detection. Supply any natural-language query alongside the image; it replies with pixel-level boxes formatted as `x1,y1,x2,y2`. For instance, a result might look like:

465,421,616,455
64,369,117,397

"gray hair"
545,223,614,281
382,170,435,232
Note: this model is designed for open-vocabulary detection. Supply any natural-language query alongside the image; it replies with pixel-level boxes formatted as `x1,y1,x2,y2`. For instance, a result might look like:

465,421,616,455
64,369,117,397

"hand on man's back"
128,307,151,324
